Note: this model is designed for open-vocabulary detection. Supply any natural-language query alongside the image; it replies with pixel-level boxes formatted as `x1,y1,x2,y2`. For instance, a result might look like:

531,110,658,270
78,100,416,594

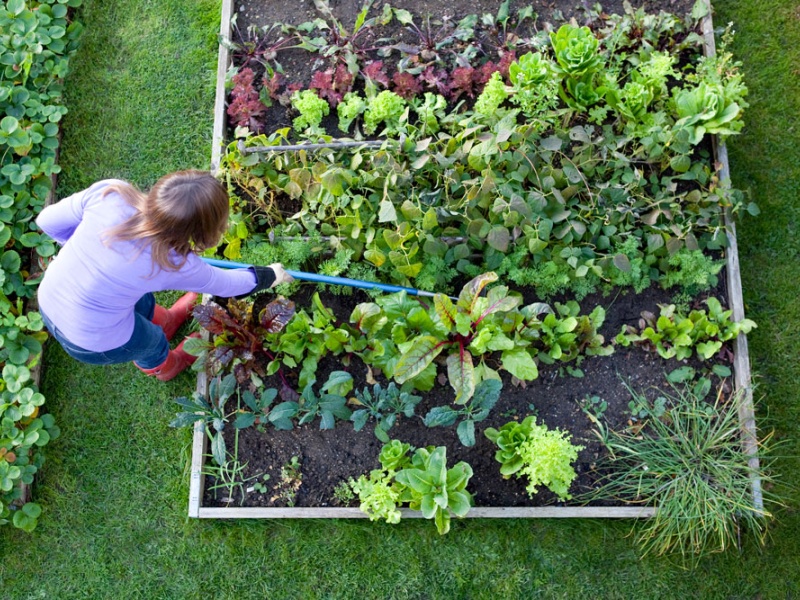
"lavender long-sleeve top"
36,180,257,352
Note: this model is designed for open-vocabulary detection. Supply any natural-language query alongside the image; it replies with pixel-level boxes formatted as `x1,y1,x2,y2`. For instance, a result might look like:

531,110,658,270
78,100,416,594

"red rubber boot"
152,292,198,341
137,333,201,382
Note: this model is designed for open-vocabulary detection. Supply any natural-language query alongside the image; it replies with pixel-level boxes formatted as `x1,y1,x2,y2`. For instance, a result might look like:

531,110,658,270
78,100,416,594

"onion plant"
590,382,774,562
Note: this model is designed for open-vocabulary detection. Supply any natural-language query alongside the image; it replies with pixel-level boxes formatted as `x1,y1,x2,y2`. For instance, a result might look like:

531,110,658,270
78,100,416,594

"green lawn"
1,0,798,597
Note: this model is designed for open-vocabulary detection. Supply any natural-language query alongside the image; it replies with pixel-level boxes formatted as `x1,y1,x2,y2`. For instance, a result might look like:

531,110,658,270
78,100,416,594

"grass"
1,0,799,597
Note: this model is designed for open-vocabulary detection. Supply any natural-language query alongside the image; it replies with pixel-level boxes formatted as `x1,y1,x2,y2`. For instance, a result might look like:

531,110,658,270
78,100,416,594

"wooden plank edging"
210,0,234,174
196,506,656,519
701,3,764,512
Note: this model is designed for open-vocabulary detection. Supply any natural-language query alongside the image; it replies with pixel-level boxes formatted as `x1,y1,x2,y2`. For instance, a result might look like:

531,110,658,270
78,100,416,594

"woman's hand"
268,263,294,287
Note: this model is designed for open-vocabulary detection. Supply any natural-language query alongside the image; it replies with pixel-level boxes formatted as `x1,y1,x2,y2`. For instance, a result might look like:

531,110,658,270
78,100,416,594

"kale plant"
422,378,502,446
350,382,422,442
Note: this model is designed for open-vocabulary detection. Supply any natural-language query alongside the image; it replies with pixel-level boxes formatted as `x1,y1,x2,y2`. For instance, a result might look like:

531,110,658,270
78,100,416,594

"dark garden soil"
203,0,724,510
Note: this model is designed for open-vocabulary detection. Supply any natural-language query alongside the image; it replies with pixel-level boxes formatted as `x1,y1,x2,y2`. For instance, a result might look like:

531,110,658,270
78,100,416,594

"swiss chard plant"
190,297,296,384
390,272,526,403
264,292,364,390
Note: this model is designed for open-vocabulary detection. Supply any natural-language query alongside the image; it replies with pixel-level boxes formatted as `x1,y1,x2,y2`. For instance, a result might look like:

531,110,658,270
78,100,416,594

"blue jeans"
40,293,169,369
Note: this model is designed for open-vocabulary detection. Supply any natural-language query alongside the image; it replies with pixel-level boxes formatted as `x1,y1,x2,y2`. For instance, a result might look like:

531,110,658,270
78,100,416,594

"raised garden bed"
184,0,762,540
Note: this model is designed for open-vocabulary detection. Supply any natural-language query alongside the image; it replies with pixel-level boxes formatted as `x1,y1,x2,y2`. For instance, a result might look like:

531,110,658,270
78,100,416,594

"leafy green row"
188,273,611,404
187,269,749,413
219,21,751,299
0,0,82,532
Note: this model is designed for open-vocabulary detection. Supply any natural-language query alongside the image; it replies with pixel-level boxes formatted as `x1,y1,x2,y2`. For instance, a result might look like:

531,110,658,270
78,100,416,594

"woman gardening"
35,170,291,381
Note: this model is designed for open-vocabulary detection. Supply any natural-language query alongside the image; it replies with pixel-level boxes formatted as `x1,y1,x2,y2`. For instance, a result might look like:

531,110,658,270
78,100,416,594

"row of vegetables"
0,0,82,532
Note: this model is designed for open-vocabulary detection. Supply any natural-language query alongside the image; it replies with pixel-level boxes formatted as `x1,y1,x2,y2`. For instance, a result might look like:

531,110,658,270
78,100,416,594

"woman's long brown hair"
103,170,229,271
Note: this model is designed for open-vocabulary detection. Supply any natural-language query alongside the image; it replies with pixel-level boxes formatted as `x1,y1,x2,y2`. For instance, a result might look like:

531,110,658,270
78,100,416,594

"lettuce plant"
336,91,367,133
673,81,742,145
227,67,266,132
472,71,508,118
517,301,608,365
550,24,606,110
484,416,533,476
394,445,473,534
309,64,354,106
290,89,330,134
550,24,602,77
351,441,473,534
508,51,559,120
350,467,403,524
349,440,412,525
486,416,584,500
363,90,407,135
615,298,756,360
264,293,358,389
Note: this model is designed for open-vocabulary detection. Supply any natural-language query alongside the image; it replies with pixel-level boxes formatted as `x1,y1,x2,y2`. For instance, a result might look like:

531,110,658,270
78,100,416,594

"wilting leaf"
457,272,498,314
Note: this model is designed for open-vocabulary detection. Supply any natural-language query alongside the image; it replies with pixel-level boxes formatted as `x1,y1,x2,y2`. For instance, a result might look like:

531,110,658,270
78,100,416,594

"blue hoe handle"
201,257,443,299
